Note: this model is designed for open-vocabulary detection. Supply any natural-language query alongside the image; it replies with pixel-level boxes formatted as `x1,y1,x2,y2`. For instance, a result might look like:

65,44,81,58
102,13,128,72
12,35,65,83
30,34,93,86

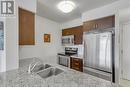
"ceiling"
37,0,118,23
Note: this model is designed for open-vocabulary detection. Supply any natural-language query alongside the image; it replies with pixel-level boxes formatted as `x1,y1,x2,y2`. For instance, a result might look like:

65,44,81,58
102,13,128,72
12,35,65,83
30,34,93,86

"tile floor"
120,79,130,87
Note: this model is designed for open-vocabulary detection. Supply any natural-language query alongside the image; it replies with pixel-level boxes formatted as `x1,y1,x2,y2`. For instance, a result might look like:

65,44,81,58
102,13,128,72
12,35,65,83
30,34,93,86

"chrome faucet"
28,61,41,74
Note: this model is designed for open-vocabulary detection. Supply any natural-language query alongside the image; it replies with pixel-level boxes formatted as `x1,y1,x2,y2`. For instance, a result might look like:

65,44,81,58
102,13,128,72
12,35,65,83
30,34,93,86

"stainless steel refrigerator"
83,30,114,81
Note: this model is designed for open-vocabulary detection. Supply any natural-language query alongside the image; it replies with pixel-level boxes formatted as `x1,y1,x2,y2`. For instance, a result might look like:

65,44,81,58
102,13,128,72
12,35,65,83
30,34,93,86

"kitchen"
58,15,115,81
0,0,130,87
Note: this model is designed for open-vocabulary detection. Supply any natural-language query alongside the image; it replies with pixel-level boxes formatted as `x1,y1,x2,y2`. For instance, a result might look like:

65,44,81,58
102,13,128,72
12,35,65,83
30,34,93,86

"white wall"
61,18,82,29
19,15,62,64
5,17,19,71
16,0,37,13
4,3,19,71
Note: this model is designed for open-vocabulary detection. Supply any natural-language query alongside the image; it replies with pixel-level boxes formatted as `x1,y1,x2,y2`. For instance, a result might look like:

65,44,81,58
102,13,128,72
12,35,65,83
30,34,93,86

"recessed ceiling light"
57,1,76,13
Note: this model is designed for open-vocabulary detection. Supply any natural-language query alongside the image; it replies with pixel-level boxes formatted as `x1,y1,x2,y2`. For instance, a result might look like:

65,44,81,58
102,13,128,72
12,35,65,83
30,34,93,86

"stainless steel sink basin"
32,64,52,73
37,67,64,78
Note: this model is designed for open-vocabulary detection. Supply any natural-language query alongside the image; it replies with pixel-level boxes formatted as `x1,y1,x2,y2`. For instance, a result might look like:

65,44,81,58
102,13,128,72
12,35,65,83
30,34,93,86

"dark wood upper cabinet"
97,15,115,29
83,20,97,32
83,15,115,32
62,26,83,45
19,8,35,45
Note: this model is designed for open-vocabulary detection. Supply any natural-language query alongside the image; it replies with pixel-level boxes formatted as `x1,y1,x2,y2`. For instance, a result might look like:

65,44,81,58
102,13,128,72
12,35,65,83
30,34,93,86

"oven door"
58,55,70,67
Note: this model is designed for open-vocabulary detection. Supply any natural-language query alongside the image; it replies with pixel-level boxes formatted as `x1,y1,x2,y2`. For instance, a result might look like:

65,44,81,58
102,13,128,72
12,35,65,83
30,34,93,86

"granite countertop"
57,52,83,59
71,54,83,59
0,58,114,87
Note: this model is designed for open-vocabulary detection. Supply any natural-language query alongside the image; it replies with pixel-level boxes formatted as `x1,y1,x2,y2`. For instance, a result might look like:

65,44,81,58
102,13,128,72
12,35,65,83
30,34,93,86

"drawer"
72,61,79,66
72,58,80,62
72,63,80,68
70,57,83,72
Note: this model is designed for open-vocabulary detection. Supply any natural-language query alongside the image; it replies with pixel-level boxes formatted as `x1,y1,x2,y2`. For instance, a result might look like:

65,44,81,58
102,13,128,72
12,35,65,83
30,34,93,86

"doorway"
119,8,130,87
122,23,130,81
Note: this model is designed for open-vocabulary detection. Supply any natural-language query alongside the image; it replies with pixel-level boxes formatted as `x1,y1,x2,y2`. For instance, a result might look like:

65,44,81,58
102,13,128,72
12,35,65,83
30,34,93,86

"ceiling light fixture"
57,0,76,13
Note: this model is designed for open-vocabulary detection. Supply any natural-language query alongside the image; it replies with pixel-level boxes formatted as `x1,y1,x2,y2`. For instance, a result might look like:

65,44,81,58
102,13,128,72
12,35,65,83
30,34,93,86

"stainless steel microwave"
62,35,74,46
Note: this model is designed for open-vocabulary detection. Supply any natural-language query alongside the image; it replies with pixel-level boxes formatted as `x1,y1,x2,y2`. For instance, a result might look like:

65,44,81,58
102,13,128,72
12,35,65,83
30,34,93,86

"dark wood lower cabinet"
70,57,83,72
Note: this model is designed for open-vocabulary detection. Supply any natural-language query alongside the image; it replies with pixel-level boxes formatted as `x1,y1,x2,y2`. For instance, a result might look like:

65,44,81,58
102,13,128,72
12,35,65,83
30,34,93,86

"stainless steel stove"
57,47,78,67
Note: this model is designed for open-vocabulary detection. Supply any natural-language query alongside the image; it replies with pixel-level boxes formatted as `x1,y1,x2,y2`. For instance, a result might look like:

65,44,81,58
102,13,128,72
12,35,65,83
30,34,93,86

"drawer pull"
73,58,79,61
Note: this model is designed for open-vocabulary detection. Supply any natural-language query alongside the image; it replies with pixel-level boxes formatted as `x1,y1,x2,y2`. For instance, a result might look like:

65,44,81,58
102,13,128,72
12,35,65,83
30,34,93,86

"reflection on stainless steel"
28,59,52,74
57,47,78,67
32,64,52,73
37,67,64,78
83,29,115,81
62,35,74,46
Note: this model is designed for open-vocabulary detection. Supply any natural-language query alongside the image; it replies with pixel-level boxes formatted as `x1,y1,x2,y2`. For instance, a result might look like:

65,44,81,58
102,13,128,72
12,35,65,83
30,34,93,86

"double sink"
31,64,64,78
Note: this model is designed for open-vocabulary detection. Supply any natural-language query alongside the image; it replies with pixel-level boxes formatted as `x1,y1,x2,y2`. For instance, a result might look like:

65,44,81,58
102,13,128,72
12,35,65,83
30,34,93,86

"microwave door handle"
72,38,74,44
70,38,72,43
71,38,74,44
69,38,70,43
69,38,70,41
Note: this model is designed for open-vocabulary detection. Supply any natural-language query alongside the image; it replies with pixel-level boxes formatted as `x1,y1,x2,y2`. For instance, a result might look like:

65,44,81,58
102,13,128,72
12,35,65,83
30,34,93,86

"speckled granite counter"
0,58,114,87
71,54,83,59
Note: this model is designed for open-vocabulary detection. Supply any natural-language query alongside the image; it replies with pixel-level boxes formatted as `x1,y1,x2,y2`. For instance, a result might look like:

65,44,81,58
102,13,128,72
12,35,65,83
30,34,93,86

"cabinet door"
83,20,96,32
19,8,35,45
97,16,115,29
73,26,83,44
62,29,73,36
